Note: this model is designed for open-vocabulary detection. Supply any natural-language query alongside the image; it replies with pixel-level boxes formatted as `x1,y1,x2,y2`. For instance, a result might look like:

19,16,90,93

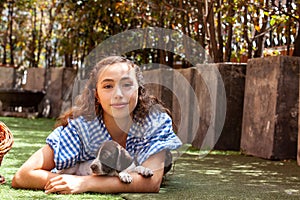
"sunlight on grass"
183,144,242,157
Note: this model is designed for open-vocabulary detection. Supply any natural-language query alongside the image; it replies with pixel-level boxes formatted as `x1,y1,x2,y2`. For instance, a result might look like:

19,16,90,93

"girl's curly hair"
55,56,175,130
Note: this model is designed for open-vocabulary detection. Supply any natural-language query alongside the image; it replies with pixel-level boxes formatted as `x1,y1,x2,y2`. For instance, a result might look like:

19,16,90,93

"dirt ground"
122,152,300,200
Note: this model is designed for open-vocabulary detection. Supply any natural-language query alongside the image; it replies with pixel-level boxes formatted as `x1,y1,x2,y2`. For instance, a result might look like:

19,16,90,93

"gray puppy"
59,140,153,183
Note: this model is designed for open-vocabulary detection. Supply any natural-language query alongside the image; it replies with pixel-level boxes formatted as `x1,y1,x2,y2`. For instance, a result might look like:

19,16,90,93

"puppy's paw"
134,166,154,177
119,172,133,183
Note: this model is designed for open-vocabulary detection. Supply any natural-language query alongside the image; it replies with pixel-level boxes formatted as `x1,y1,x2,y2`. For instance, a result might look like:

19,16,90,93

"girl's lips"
111,103,129,109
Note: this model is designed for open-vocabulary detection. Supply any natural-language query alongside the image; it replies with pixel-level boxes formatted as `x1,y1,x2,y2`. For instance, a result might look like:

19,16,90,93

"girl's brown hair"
55,56,175,130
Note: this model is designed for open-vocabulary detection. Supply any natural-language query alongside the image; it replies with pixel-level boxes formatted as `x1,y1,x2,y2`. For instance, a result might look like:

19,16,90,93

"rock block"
143,68,174,112
23,68,46,91
214,63,246,150
172,68,195,143
0,67,14,89
241,56,299,160
191,63,245,151
143,69,162,99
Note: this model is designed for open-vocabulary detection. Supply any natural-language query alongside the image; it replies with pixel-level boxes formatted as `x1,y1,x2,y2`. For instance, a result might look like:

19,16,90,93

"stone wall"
299,71,300,165
241,56,299,160
44,68,77,118
21,67,77,118
213,63,246,150
0,67,14,89
1,56,300,162
23,68,46,91
143,63,246,151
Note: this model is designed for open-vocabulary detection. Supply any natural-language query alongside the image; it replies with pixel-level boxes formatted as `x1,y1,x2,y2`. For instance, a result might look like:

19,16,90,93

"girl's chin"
109,111,132,119
103,108,134,120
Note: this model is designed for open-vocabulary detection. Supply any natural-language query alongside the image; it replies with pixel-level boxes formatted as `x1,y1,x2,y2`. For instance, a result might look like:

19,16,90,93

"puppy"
59,140,153,183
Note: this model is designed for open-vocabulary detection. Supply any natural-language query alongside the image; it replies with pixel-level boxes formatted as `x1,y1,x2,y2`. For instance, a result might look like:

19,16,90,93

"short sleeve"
46,119,82,170
128,112,182,165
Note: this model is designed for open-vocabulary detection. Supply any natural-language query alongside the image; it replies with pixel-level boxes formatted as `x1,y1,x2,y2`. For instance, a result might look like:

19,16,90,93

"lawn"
0,117,121,200
1,116,300,200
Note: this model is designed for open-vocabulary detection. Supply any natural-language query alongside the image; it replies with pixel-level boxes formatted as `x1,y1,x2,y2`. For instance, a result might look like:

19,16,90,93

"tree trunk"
0,1,4,63
45,2,62,68
2,3,10,65
30,7,37,68
292,2,300,57
286,0,292,55
216,0,223,62
64,53,73,68
225,0,234,62
243,4,252,59
253,34,264,58
36,8,44,68
2,33,7,65
293,24,300,56
209,4,219,62
254,1,269,58
8,1,14,66
196,0,206,63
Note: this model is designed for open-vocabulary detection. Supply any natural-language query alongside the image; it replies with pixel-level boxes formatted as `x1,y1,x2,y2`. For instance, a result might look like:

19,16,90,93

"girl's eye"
123,82,133,88
103,84,113,89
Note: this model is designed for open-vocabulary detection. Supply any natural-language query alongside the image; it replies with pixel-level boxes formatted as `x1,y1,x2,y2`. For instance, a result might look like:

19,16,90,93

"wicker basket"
0,121,14,166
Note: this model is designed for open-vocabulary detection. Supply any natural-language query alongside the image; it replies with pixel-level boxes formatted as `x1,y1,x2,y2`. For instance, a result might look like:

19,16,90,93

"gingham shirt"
46,110,182,170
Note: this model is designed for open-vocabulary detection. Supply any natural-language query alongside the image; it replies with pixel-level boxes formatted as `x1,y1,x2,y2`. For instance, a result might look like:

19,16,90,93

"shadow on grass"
121,153,300,200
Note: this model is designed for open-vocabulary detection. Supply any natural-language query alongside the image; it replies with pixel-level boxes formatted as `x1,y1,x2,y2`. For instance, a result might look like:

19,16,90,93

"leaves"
0,0,299,68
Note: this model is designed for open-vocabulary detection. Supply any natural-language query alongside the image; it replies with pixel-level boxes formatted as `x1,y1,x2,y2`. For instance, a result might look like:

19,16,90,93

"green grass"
0,117,121,200
1,116,300,200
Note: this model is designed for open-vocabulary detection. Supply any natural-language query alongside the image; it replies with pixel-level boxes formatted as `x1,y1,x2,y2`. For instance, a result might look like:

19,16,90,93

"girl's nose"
113,85,123,98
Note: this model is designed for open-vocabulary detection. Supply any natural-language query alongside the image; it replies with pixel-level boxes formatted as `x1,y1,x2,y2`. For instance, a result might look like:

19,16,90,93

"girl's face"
96,62,139,120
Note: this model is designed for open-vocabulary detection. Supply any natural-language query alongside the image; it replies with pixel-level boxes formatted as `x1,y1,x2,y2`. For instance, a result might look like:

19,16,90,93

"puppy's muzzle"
90,162,115,175
90,163,99,173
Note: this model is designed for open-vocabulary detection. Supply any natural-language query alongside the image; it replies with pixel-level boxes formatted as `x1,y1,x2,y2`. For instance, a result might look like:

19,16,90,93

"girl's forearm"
13,167,163,194
12,146,166,194
84,170,163,193
43,168,164,194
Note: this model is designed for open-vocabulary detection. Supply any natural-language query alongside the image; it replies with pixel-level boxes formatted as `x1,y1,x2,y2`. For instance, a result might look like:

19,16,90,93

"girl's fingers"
44,175,85,194
44,175,81,194
44,176,69,194
44,175,62,190
45,182,71,194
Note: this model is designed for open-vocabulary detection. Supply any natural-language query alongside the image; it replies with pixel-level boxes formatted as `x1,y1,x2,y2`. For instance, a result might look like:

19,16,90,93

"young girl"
12,56,182,194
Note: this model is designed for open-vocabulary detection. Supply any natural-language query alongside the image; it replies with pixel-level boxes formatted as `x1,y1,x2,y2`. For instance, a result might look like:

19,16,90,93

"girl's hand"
44,174,88,194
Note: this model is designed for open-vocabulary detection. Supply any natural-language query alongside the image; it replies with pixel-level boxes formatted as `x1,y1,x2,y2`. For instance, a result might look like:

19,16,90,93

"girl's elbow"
151,184,161,193
148,171,164,193
133,175,162,193
148,177,162,193
11,168,30,189
11,173,22,188
147,183,161,193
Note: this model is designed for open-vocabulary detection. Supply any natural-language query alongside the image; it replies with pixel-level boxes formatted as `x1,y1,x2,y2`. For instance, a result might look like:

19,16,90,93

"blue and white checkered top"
46,110,182,170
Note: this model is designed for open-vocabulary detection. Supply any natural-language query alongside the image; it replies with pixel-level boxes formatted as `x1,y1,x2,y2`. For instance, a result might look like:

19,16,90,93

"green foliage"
0,0,299,67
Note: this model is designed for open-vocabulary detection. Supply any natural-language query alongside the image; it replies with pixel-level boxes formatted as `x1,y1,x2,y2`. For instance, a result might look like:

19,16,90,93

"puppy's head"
90,140,133,175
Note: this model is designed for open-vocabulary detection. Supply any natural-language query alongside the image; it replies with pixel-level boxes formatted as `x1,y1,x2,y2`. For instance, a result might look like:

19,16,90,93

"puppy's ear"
116,147,133,172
